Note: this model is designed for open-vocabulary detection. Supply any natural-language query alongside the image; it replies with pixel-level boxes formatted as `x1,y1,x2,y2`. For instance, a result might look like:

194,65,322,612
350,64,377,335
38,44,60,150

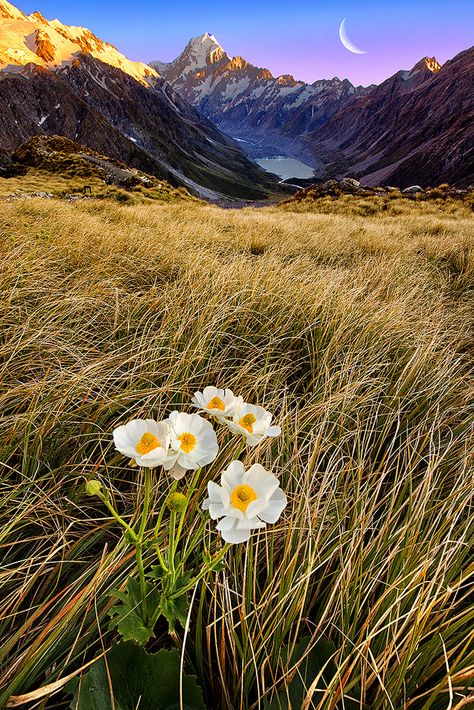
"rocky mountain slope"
0,1,281,200
303,48,474,187
151,34,369,160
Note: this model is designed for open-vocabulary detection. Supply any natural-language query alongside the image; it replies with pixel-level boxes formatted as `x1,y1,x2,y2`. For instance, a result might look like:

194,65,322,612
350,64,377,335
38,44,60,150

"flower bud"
166,492,187,514
85,479,103,497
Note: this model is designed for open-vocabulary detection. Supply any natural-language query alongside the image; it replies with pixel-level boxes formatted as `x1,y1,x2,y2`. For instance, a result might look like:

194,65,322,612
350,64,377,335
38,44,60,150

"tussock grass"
281,192,474,219
0,197,473,708
0,169,195,204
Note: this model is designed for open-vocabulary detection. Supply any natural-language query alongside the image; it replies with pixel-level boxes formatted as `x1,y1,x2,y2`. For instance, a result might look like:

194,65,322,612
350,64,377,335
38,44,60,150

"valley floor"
1,195,473,708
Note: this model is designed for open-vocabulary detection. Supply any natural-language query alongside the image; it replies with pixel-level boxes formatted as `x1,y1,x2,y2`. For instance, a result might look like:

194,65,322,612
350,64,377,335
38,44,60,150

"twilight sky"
17,0,474,85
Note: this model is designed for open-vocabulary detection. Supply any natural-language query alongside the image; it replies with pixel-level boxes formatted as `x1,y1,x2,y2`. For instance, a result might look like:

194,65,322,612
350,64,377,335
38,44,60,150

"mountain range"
0,1,279,201
151,33,372,162
0,0,472,195
154,35,474,187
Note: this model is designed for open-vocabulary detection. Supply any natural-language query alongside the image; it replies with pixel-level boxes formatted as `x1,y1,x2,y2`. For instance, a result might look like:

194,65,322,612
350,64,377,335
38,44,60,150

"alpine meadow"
0,191,473,708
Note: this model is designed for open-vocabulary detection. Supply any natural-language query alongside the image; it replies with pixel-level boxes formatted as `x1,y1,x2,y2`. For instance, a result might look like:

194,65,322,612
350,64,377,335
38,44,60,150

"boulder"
402,185,423,194
340,177,361,187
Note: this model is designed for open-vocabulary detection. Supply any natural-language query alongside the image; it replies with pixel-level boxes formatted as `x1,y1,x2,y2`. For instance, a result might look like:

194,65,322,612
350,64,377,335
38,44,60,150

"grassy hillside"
0,195,473,708
1,136,199,204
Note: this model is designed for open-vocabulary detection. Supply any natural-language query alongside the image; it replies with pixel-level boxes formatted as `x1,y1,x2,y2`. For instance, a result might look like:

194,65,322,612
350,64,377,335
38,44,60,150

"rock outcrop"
282,179,474,206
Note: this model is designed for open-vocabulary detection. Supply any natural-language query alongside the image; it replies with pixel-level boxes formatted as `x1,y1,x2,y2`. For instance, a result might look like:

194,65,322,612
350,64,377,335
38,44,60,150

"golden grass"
0,168,195,203
0,195,473,708
281,191,474,218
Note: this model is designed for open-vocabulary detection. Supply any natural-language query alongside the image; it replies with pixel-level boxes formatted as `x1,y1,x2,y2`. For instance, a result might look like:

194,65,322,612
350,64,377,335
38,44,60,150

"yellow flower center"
136,432,160,455
239,413,256,433
230,484,257,512
178,432,197,453
207,396,225,411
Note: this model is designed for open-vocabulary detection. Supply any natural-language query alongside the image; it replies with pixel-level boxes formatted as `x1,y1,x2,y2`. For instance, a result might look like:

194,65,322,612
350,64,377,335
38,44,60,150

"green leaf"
211,561,226,572
148,564,169,581
146,570,191,632
174,573,193,591
108,578,159,644
264,636,359,709
160,591,189,632
66,641,205,710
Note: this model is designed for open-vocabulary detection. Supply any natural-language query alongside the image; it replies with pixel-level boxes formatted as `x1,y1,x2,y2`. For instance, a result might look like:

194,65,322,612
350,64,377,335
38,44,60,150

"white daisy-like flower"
202,460,287,544
113,419,171,468
164,411,219,480
226,403,281,446
191,386,243,420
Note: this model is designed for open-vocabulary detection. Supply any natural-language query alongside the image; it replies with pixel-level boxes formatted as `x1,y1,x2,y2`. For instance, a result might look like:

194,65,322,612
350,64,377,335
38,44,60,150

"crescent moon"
339,18,367,55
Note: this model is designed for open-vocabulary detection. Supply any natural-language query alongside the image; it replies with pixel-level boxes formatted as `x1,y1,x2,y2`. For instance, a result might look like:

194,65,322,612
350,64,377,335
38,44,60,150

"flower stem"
97,491,137,541
174,468,201,549
153,478,178,573
236,439,246,460
135,541,147,620
169,511,177,577
136,467,151,622
169,543,231,599
138,467,151,541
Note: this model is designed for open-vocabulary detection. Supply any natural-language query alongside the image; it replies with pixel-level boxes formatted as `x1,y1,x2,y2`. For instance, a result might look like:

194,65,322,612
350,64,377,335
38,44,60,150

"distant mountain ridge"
151,34,371,161
1,1,472,194
153,35,473,187
0,2,281,200
302,48,474,187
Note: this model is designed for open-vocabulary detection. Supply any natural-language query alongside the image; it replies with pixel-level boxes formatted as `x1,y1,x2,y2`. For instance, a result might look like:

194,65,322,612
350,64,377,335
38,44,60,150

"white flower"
202,460,287,544
226,403,281,446
164,411,218,479
113,419,171,468
191,386,243,419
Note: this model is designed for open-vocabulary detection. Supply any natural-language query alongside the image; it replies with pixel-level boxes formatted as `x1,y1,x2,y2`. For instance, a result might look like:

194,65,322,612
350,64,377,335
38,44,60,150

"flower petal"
208,503,226,519
168,462,187,480
220,525,251,544
245,497,269,519
245,463,277,490
258,489,287,523
161,452,179,471
235,517,266,531
221,460,245,491
266,425,281,437
216,516,235,531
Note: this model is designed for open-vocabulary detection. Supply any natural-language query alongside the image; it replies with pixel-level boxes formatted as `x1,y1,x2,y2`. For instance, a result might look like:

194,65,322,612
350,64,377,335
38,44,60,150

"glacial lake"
256,157,315,181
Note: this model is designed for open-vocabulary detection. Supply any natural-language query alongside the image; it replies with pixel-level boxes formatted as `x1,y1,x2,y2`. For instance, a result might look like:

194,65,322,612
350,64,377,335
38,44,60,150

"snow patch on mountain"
223,77,251,100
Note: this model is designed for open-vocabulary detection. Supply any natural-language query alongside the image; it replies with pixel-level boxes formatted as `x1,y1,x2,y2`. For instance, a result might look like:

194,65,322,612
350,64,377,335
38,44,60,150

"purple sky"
17,0,474,86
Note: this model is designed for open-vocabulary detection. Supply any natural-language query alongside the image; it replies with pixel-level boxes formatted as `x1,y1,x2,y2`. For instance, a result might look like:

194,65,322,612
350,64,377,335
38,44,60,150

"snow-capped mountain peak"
0,0,158,83
201,32,220,46
189,33,224,55
150,32,230,80
188,32,226,67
